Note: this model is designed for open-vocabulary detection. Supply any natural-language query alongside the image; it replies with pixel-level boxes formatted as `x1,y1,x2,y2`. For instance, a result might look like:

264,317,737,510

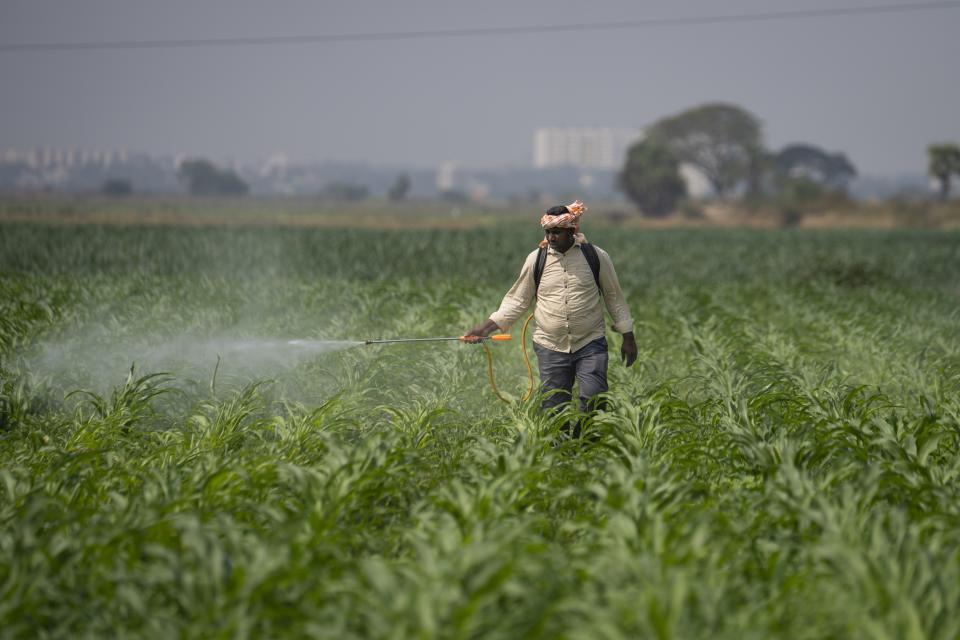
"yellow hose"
483,313,536,404
520,313,535,402
482,341,510,404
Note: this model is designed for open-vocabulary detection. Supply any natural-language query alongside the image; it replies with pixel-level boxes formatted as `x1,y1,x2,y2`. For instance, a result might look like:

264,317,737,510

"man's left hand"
620,332,637,367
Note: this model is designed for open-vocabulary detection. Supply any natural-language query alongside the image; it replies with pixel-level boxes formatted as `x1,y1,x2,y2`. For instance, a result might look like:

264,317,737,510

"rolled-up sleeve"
489,250,538,331
597,247,634,334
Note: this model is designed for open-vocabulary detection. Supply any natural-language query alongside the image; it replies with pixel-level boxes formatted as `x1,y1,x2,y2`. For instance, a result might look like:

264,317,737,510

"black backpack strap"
533,247,547,293
580,243,602,295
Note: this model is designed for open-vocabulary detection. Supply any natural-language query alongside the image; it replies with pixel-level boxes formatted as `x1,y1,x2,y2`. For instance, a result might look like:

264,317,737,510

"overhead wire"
1,1,958,53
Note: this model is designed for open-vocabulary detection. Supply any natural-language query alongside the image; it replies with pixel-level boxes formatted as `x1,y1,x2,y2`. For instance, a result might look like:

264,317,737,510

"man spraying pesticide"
463,199,637,438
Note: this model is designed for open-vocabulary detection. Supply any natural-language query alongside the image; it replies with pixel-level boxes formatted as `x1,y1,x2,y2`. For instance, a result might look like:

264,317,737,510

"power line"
1,1,958,53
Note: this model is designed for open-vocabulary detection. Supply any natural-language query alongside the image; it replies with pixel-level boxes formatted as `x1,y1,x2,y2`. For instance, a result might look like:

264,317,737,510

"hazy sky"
1,0,958,174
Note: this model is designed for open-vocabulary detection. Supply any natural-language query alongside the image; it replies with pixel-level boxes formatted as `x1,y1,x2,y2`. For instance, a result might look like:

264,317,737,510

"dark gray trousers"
533,337,609,420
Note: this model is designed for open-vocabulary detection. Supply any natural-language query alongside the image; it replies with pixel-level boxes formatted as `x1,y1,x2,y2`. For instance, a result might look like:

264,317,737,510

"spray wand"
363,335,513,345
361,316,536,404
288,317,535,404
360,333,523,403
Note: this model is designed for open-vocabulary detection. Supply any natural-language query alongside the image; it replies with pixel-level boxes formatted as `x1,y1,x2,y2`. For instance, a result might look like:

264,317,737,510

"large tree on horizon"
646,103,763,198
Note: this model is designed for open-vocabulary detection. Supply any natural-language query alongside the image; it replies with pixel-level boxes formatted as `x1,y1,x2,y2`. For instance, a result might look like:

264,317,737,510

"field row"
2,224,959,637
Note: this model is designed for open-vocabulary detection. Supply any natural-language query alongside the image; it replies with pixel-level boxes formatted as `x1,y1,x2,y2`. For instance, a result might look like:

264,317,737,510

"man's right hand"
462,319,500,344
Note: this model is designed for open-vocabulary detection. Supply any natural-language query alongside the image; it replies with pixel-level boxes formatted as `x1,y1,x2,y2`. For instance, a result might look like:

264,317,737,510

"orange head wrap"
539,199,587,248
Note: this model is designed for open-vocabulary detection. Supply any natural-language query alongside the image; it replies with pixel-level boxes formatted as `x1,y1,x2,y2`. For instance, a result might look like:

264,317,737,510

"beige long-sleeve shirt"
489,240,634,353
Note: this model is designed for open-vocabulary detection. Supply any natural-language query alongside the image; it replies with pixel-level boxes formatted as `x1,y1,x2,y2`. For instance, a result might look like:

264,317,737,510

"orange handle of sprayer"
458,334,512,343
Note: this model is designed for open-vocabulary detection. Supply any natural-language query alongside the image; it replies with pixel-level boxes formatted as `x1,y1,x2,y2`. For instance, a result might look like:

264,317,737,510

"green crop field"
2,221,960,638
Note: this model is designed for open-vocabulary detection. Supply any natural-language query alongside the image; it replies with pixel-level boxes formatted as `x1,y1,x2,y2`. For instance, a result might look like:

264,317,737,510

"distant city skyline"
5,128,650,171
2,1,958,175
0,141,933,201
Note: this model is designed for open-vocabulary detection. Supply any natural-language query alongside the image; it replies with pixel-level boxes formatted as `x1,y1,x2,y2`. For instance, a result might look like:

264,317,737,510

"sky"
1,0,958,175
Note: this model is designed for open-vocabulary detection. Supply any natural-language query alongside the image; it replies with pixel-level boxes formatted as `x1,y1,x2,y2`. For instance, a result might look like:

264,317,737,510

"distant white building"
436,161,458,192
533,127,643,169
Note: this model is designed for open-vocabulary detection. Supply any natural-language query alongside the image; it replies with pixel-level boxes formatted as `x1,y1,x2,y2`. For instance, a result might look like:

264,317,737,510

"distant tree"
618,140,687,217
0,161,29,189
177,158,249,196
647,103,763,198
100,178,133,196
438,189,469,204
775,144,857,191
928,144,960,201
319,181,369,201
388,173,411,201
215,171,248,196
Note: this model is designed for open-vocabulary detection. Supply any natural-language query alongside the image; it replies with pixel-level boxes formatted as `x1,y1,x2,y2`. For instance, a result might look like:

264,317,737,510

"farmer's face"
545,226,575,253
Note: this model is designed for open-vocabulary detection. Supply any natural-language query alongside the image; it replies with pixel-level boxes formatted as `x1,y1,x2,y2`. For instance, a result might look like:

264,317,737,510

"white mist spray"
26,332,365,395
